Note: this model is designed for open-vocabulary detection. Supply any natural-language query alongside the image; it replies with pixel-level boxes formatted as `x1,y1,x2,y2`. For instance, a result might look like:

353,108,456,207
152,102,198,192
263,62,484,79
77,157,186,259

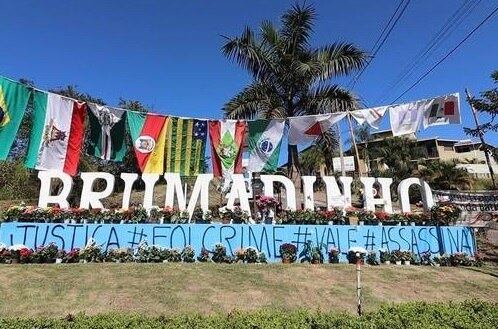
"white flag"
389,101,424,136
423,93,460,128
288,113,347,145
351,106,388,129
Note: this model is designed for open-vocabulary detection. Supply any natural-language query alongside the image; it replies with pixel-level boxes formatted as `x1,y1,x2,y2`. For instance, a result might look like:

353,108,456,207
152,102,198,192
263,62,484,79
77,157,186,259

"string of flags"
0,75,461,177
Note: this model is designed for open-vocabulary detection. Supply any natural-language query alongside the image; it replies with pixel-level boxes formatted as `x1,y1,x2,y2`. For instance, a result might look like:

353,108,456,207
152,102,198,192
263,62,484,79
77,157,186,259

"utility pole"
465,88,496,189
356,255,363,316
347,111,363,177
336,123,346,177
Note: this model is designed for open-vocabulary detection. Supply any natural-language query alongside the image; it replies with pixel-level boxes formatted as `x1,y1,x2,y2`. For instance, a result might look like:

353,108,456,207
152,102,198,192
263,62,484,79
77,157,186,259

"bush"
0,301,495,328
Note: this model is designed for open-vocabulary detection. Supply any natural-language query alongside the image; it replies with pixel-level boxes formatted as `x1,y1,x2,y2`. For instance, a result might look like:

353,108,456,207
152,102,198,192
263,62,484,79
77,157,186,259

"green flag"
247,119,285,173
0,77,31,160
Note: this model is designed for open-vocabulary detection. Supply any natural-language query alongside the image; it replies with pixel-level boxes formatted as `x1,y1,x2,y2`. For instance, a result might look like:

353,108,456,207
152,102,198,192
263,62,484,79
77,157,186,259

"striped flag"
0,77,32,160
87,104,127,161
247,119,285,173
25,91,86,176
127,111,169,173
165,117,207,176
208,120,246,177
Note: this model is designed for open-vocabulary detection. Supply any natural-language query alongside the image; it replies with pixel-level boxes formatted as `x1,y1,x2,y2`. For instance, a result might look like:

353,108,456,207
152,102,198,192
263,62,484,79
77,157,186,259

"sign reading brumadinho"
433,190,498,227
37,171,435,218
0,223,475,262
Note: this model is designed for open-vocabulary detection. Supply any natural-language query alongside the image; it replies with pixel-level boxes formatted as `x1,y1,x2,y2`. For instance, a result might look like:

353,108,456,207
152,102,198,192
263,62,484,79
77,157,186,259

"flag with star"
165,117,208,176
0,77,32,160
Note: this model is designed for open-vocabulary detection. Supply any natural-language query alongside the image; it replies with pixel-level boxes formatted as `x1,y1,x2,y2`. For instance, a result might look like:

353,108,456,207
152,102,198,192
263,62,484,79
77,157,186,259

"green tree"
221,4,367,178
367,137,423,192
299,131,339,175
464,70,498,189
419,160,472,190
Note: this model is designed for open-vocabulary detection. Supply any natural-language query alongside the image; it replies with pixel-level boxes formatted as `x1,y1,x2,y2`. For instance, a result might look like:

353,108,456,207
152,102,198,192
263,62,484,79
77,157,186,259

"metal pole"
336,123,346,177
356,255,362,316
465,88,496,189
347,112,363,177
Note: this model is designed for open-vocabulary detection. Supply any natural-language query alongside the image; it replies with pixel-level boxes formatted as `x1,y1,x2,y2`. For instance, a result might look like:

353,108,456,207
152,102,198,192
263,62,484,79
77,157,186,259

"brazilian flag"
0,77,32,160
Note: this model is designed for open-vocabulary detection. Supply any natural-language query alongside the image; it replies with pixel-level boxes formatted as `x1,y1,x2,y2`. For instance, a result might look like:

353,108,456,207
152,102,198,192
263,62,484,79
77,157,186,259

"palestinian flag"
288,113,347,145
87,104,127,161
25,91,86,176
127,111,169,173
423,93,460,128
165,117,207,176
0,77,32,160
208,120,245,177
247,119,285,173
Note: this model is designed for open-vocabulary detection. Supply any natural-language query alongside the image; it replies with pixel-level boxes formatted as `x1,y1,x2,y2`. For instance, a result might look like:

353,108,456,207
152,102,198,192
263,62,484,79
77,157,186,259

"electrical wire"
348,0,411,89
376,0,481,103
390,5,498,103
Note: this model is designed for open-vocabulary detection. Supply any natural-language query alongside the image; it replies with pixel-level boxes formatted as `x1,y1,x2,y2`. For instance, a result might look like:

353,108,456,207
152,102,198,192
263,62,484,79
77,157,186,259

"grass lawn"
0,263,496,317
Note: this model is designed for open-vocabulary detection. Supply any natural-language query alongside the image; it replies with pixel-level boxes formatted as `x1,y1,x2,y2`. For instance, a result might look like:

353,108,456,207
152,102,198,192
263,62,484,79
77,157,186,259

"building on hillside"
352,129,497,178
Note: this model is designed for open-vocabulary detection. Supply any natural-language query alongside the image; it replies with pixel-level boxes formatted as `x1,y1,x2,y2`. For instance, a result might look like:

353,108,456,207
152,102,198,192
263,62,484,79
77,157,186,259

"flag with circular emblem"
127,111,169,173
247,119,285,173
0,77,32,160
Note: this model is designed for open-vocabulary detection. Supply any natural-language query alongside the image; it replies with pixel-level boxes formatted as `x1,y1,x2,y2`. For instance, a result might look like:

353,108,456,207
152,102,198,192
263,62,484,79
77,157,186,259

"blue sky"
2,0,497,163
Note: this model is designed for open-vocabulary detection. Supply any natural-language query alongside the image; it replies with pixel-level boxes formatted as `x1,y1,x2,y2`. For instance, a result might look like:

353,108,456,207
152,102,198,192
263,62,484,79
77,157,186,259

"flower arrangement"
211,243,232,263
256,195,279,209
181,246,196,263
328,247,340,263
346,247,367,264
379,250,391,264
197,247,211,262
279,243,297,263
244,247,259,263
430,203,461,225
366,251,379,265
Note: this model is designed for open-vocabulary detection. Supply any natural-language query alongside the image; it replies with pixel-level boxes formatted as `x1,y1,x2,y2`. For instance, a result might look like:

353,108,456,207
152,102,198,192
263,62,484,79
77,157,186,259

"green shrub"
0,300,495,328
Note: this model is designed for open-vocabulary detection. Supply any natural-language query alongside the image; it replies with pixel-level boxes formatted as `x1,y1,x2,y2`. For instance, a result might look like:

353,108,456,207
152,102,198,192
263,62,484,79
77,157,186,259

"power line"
376,0,480,103
390,5,498,104
348,0,411,89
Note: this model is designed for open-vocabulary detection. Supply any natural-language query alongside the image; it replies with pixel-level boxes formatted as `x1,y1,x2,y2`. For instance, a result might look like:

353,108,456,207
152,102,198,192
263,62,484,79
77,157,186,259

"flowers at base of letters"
105,248,134,263
346,247,367,264
279,243,297,263
366,251,379,265
80,239,104,263
256,195,279,210
181,246,196,263
328,247,340,263
430,203,461,226
31,243,59,263
211,243,233,263
197,247,211,262
434,252,482,267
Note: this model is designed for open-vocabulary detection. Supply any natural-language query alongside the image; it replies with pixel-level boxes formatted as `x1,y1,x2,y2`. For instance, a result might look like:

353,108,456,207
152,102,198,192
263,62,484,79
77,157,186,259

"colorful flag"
165,117,208,176
247,119,285,173
208,120,246,177
87,104,127,161
25,91,86,176
127,111,169,173
288,113,347,145
423,93,460,128
350,106,388,129
0,77,32,160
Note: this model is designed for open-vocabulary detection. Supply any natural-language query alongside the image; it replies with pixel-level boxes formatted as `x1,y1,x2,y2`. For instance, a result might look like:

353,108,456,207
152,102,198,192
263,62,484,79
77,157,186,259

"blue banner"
0,223,475,262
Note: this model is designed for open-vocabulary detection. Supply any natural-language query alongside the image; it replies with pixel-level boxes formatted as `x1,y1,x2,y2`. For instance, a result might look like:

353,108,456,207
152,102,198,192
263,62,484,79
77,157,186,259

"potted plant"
244,247,259,263
279,243,297,263
197,247,211,262
391,250,403,265
346,208,359,225
218,207,233,224
379,250,391,265
402,251,413,265
357,210,376,225
346,247,366,264
430,203,461,226
232,206,249,224
366,251,379,265
328,247,340,263
235,248,246,263
180,246,196,263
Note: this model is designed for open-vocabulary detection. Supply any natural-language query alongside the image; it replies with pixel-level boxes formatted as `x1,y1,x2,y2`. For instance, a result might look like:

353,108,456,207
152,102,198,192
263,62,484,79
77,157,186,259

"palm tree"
221,4,367,178
419,160,472,190
300,131,339,175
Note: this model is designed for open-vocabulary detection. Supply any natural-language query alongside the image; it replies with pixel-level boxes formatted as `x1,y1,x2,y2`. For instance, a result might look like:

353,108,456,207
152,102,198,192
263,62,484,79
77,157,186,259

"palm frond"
221,27,273,81
299,85,358,114
314,42,369,81
281,3,316,53
223,82,279,119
